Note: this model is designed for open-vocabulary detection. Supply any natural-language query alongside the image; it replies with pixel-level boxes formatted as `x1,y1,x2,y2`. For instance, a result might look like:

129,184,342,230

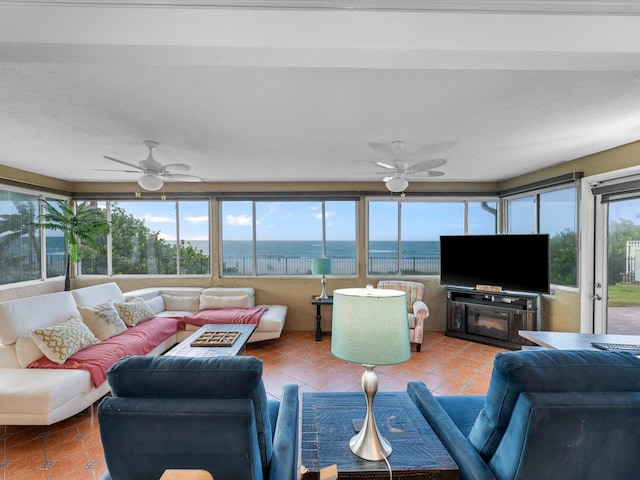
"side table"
310,296,333,341
301,391,459,479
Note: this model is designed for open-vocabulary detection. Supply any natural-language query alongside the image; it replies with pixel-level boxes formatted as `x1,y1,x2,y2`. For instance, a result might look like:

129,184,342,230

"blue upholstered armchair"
407,349,640,480
98,355,299,480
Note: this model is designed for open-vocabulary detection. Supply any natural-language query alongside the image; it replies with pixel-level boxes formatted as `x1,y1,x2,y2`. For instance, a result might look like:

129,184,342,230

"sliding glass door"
591,177,640,334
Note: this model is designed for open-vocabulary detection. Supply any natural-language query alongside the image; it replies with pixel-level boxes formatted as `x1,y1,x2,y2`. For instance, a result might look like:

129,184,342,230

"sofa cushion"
31,317,100,364
199,294,252,309
0,368,93,416
468,349,640,460
106,355,273,471
161,294,199,311
0,291,81,346
79,302,128,340
15,335,44,367
146,295,165,314
71,282,126,307
202,287,255,307
115,298,156,327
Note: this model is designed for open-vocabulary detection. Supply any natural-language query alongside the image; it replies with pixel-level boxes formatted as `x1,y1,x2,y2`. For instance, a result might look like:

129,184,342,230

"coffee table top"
164,324,256,357
519,330,640,350
301,391,459,479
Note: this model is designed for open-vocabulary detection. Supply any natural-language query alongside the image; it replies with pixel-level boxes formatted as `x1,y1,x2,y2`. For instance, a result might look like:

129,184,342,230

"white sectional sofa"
0,283,287,425
124,286,287,343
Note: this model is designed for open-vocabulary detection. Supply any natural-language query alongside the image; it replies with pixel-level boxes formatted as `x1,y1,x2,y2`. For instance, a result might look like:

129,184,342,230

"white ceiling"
2,0,640,188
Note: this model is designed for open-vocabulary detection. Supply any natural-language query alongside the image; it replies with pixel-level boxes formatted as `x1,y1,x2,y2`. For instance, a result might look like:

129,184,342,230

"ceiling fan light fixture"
385,176,409,193
138,174,164,191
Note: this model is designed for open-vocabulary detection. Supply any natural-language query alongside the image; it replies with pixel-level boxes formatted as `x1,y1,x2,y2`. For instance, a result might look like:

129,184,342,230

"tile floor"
0,331,507,480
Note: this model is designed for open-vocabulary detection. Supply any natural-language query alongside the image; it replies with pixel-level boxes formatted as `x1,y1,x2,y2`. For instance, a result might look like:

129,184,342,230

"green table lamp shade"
331,288,410,365
311,257,331,275
312,257,331,300
331,287,410,461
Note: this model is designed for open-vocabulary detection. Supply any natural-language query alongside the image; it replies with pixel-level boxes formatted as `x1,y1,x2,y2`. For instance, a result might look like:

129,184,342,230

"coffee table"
301,391,459,479
519,330,640,350
164,324,256,357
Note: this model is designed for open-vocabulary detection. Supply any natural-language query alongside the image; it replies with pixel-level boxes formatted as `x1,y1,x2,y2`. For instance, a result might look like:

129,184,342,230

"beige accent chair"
377,280,429,352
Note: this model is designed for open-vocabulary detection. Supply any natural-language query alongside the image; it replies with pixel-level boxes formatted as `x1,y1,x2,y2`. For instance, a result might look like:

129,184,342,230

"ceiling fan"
369,140,447,192
99,140,203,191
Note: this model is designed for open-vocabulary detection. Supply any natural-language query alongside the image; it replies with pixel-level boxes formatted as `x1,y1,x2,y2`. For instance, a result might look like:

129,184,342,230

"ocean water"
219,240,440,259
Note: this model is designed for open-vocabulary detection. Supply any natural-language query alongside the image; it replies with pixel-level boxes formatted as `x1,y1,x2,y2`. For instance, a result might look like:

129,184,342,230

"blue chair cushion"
106,355,273,471
468,349,640,459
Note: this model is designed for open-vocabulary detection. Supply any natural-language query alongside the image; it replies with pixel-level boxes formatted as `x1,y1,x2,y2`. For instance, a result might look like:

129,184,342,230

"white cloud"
313,210,336,220
225,214,252,226
185,215,208,224
141,213,175,224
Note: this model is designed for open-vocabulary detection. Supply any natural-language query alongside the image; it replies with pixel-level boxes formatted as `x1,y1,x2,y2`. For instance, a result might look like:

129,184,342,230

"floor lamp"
331,286,410,461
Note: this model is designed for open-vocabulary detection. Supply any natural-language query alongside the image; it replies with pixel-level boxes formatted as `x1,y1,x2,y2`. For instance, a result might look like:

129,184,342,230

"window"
80,200,210,276
368,199,498,276
0,190,42,284
221,200,356,276
505,186,578,287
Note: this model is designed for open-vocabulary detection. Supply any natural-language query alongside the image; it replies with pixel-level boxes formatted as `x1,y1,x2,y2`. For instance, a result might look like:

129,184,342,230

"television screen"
439,234,550,294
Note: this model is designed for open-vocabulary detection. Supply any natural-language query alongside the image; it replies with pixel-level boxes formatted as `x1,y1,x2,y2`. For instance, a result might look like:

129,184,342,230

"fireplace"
466,306,511,341
445,287,541,350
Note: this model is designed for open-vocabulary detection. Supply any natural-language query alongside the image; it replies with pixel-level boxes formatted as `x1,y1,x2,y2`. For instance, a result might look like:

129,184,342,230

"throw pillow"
115,297,156,326
31,317,99,364
161,294,199,312
79,301,128,340
199,294,251,309
15,335,44,367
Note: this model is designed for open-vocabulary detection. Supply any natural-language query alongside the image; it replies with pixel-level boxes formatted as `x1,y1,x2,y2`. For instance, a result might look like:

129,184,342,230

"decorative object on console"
312,257,332,300
331,287,410,461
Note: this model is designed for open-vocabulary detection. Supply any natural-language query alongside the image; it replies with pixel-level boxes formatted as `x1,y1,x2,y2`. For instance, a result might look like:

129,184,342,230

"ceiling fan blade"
375,160,396,170
104,156,143,171
368,142,396,157
92,168,140,173
163,163,190,172
407,158,447,173
164,173,202,182
427,170,445,177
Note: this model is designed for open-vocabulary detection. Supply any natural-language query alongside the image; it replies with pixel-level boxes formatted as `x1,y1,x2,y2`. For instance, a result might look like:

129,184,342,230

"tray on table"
190,330,241,347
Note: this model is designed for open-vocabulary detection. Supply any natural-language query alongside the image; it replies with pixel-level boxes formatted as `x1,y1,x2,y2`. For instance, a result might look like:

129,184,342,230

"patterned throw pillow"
115,297,156,326
79,301,128,340
31,317,99,364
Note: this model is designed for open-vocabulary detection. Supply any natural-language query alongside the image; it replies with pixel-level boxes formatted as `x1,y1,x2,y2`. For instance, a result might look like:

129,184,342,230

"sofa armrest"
407,382,497,480
269,384,299,480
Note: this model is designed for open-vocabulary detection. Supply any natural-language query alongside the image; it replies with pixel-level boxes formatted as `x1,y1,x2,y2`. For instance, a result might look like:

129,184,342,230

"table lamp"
312,257,332,300
331,286,410,461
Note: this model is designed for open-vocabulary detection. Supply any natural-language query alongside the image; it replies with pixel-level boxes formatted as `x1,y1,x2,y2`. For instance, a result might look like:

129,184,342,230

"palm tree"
35,200,110,291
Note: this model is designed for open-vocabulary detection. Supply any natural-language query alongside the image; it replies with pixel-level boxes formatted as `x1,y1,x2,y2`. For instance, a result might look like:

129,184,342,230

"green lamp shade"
331,287,410,365
312,257,332,275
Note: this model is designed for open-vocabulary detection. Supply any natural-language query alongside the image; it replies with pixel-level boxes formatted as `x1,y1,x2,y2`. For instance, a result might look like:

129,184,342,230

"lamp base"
349,365,391,461
317,274,329,300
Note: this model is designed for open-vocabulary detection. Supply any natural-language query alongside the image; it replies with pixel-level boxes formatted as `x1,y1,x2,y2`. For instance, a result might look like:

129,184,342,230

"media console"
445,286,541,350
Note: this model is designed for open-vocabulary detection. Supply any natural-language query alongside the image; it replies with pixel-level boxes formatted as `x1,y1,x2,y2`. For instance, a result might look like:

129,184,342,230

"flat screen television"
439,234,550,294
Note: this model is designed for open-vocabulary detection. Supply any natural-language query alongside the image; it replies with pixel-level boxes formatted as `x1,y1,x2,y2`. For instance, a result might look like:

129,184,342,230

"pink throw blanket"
28,317,180,387
181,307,268,328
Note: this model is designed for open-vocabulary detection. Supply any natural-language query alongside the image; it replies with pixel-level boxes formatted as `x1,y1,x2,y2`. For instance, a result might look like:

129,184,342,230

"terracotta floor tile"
0,330,507,479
